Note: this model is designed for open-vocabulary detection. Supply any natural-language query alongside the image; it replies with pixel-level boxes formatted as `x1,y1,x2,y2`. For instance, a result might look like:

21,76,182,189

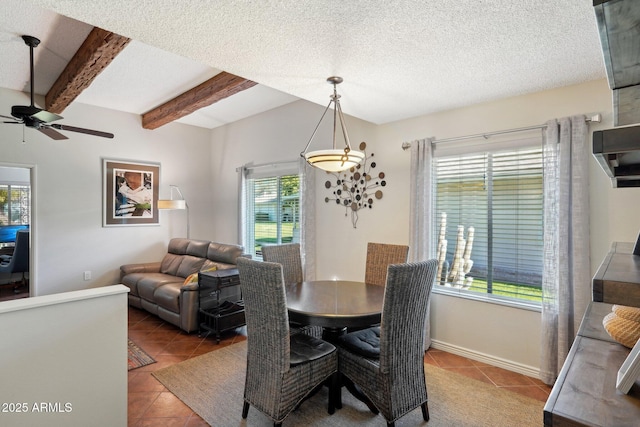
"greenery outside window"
242,164,300,260
0,184,30,226
433,146,543,304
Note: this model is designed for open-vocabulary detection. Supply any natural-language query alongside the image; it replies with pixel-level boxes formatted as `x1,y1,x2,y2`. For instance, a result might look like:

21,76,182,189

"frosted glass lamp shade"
158,199,186,210
304,149,365,172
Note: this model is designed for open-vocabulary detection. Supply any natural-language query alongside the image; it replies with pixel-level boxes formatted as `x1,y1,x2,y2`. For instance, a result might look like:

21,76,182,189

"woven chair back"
365,242,409,286
379,260,438,374
261,243,303,284
237,257,290,373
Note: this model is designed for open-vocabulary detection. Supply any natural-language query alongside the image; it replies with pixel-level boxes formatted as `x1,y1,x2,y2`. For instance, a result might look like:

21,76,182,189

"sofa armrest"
120,262,162,281
180,285,200,332
181,282,199,292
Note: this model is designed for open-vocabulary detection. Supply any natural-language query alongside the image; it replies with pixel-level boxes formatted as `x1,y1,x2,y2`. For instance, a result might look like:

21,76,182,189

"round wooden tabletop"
285,280,384,329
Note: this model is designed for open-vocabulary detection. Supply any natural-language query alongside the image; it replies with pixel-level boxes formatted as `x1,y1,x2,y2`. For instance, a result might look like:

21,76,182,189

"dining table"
285,279,385,341
285,279,385,412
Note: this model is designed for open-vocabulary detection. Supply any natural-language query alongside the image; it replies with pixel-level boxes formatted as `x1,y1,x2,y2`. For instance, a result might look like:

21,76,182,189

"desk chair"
336,260,437,427
0,229,29,288
237,257,338,426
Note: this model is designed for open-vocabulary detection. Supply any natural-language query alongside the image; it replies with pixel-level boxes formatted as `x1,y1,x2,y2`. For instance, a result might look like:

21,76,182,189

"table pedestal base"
322,326,347,342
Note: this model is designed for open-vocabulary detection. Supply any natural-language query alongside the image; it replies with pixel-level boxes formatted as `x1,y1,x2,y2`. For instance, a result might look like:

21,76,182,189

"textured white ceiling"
3,0,606,129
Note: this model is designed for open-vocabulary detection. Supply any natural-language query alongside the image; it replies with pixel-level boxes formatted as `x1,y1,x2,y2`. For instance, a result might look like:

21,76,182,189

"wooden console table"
543,242,640,426
592,242,640,306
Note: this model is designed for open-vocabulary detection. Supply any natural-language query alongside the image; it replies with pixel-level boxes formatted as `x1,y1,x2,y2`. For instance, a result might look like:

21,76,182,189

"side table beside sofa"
120,238,244,333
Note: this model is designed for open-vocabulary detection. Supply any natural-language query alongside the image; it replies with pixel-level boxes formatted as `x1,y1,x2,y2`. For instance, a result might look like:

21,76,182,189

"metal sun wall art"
324,142,386,228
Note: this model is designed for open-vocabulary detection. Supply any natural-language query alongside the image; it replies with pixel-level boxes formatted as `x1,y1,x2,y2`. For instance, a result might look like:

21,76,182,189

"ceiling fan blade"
50,124,114,139
31,110,63,123
0,114,20,122
38,127,69,140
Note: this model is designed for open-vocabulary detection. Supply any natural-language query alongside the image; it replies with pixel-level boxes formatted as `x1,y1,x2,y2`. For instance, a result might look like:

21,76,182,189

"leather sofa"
120,238,244,333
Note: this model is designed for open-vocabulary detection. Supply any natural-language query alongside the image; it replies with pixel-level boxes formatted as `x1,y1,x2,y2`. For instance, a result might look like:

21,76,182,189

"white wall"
0,285,129,427
0,88,217,296
210,78,640,373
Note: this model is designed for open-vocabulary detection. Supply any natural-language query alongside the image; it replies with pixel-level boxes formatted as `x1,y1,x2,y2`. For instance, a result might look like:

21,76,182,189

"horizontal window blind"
0,184,30,226
243,172,300,260
434,147,543,303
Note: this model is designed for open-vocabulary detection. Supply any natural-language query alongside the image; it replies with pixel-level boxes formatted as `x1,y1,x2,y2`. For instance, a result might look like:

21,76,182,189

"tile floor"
127,306,551,426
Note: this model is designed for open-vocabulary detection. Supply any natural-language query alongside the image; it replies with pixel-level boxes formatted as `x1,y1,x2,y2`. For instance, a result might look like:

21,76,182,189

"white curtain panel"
299,157,317,281
540,116,591,385
408,138,434,347
238,166,248,249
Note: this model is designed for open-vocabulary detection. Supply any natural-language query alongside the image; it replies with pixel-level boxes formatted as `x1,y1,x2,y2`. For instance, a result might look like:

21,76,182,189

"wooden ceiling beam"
142,72,258,130
45,27,130,114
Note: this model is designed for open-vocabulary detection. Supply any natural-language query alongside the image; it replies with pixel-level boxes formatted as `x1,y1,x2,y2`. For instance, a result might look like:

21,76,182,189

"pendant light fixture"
300,76,365,172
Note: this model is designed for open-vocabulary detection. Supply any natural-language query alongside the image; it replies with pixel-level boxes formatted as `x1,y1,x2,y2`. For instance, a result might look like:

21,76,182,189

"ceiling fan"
1,35,114,140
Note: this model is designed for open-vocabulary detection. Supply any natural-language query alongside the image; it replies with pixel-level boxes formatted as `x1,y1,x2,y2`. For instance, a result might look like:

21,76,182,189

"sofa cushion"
154,282,183,313
168,238,209,258
160,239,210,276
160,253,183,276
176,255,206,278
121,272,147,297
137,273,183,301
208,242,243,265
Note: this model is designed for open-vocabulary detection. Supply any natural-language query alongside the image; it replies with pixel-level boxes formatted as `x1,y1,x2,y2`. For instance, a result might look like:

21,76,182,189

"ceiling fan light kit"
1,35,114,140
301,76,365,172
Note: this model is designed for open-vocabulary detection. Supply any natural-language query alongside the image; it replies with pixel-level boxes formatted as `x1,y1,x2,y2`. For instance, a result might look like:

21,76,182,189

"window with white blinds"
0,184,30,226
243,167,300,260
433,146,543,303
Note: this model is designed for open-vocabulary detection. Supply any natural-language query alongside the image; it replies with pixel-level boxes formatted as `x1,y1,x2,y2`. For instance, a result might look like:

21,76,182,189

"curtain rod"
401,113,601,150
235,159,298,173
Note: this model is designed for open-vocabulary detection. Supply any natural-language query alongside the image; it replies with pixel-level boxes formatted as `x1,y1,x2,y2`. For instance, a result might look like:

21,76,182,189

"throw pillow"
183,273,198,285
182,266,218,285
603,311,640,349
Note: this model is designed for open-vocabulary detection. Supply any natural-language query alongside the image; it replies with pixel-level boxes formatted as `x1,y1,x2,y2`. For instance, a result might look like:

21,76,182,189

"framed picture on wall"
103,159,160,227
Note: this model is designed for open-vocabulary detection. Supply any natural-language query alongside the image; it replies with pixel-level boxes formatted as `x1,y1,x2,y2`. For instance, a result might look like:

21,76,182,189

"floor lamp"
158,185,189,238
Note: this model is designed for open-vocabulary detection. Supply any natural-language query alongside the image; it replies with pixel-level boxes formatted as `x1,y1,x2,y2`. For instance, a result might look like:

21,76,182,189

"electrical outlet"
84,271,91,281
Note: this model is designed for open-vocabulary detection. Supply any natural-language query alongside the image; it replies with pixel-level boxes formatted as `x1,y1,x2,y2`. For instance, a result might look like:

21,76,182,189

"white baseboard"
429,339,541,380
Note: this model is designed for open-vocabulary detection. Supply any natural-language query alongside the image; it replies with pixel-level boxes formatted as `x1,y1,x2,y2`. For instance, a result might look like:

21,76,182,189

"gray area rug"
153,341,543,426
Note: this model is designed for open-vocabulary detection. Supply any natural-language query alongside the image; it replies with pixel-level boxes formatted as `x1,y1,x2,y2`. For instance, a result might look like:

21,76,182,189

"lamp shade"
158,199,186,210
304,149,365,172
300,77,365,173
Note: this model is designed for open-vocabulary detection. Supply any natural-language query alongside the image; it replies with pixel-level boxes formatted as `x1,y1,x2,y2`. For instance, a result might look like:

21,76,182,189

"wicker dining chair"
237,257,338,426
364,242,409,286
262,243,323,338
261,243,304,285
336,259,438,427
